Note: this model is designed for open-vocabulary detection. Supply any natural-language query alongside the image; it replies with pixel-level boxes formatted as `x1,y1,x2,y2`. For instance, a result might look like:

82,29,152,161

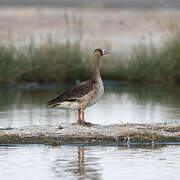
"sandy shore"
0,7,180,53
1,123,180,145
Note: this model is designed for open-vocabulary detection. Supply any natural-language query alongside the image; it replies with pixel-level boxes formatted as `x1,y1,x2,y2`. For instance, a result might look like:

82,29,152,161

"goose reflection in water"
52,146,102,179
78,147,85,176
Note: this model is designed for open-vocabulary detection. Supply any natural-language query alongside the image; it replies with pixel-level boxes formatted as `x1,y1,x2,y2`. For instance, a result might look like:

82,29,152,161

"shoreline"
1,123,180,146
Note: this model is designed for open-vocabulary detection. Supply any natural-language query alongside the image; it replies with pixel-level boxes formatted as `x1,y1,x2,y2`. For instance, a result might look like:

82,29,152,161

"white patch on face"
102,49,105,55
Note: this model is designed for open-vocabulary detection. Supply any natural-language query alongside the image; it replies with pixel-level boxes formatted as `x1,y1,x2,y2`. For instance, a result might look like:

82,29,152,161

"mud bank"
0,123,180,146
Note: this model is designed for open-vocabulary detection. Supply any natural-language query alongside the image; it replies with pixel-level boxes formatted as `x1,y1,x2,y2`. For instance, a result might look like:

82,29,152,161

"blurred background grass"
1,27,180,85
1,0,180,85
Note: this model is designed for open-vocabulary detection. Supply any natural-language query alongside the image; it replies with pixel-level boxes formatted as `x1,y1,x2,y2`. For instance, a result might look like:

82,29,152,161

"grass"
102,29,180,84
1,28,180,85
125,32,180,84
0,39,91,84
0,44,19,84
0,131,180,145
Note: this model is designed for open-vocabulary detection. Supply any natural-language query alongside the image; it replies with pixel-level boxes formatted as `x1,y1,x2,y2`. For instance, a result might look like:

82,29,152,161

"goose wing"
47,79,95,108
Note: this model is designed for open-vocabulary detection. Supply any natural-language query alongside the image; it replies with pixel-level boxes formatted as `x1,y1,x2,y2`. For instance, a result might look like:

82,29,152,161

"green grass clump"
124,31,180,84
1,29,180,85
0,45,19,84
103,30,180,84
0,40,91,84
18,41,91,83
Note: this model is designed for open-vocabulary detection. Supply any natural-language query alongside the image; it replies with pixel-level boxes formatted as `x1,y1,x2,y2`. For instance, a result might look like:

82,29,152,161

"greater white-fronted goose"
47,48,109,125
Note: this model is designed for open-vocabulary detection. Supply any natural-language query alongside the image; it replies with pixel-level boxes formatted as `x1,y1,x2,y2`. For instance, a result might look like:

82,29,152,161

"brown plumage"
47,79,95,108
47,48,109,125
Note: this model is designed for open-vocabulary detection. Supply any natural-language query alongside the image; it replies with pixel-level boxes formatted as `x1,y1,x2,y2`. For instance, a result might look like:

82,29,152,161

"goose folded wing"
47,80,95,107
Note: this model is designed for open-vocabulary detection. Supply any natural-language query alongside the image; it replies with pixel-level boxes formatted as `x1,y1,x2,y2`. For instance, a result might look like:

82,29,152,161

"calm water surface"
1,83,180,180
0,144,180,180
0,82,180,128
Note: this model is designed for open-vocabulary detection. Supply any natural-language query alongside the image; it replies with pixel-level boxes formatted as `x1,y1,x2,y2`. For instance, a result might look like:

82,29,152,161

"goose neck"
92,55,101,81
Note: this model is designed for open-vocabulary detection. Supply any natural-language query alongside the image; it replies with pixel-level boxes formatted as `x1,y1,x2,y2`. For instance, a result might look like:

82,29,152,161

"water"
0,144,180,180
1,82,180,128
1,83,180,179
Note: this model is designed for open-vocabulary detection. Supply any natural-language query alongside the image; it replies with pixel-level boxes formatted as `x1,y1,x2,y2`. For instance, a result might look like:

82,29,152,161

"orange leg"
78,109,81,124
81,109,85,125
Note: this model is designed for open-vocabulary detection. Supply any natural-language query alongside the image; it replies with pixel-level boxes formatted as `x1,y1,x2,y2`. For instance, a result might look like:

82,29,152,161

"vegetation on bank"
1,123,180,145
0,133,180,146
1,30,180,85
0,40,91,84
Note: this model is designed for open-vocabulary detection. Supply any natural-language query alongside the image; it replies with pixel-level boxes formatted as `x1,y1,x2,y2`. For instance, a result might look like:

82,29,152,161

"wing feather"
47,79,95,107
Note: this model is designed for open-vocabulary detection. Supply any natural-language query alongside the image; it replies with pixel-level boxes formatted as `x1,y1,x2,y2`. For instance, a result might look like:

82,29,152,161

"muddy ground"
0,123,180,145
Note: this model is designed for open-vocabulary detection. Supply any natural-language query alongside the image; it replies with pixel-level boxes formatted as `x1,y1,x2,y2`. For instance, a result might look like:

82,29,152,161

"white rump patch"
54,101,80,110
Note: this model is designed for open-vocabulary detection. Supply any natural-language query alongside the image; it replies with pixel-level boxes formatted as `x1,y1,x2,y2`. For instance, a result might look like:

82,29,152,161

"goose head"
94,48,109,57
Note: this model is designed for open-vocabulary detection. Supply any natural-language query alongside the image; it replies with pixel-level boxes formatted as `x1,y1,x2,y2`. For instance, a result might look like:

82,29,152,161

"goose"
47,48,109,125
